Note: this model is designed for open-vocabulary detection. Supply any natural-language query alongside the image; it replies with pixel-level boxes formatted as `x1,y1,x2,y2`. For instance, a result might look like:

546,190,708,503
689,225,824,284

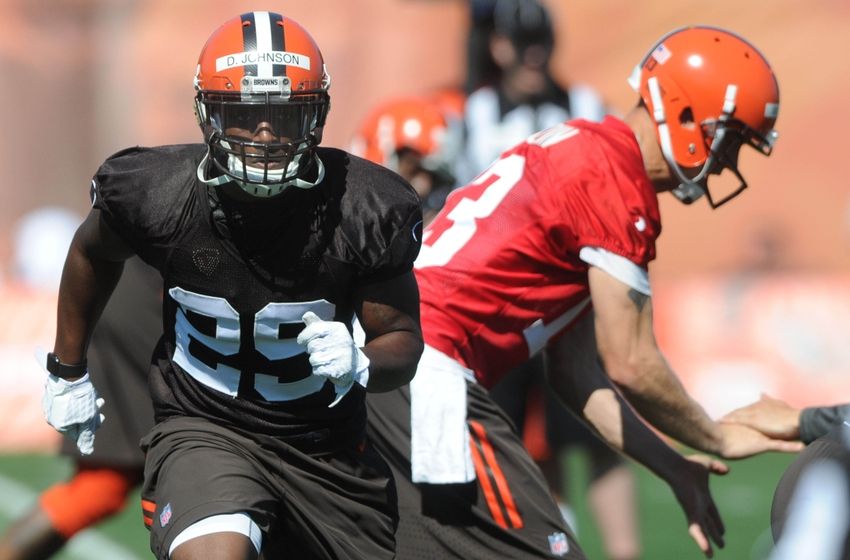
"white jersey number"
416,154,525,268
169,286,335,402
417,123,579,269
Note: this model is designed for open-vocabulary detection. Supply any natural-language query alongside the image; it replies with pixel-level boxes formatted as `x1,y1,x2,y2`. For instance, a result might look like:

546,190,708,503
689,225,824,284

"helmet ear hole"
679,107,696,128
633,25,779,175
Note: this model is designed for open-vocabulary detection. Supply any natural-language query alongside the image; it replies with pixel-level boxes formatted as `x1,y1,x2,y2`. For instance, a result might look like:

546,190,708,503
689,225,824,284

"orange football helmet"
194,11,331,195
350,95,459,187
628,26,779,208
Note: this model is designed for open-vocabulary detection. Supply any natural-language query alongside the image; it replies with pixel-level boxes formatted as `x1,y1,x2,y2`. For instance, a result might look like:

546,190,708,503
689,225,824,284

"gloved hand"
42,373,105,455
297,311,370,407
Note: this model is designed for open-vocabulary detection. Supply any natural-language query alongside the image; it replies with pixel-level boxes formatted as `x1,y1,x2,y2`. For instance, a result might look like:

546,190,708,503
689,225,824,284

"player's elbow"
398,363,418,387
372,363,418,393
401,337,424,384
597,346,646,391
602,358,641,390
367,335,423,392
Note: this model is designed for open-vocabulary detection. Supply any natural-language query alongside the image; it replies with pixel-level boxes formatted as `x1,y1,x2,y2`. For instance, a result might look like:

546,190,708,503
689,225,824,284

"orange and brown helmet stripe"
194,11,328,94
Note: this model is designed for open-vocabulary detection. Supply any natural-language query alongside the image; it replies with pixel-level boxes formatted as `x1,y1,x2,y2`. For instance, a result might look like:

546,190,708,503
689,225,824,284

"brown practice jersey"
415,117,661,387
91,144,421,448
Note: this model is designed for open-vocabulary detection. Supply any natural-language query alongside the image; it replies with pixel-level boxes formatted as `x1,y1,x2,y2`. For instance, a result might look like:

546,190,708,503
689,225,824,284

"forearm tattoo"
627,289,649,312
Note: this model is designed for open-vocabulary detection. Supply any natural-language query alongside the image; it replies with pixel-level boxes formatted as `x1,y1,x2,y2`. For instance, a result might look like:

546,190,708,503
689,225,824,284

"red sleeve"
545,121,661,268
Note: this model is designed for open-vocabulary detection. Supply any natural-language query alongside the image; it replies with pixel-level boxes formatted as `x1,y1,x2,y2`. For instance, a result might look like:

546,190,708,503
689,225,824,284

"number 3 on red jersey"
416,154,524,268
416,123,578,268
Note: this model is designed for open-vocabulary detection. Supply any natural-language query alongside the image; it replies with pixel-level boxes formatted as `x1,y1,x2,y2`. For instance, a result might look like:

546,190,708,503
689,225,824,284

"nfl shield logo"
548,532,569,556
160,503,173,527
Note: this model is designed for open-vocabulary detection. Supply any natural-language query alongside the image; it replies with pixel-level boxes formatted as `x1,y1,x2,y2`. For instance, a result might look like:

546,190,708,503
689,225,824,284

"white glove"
297,311,370,407
42,373,105,455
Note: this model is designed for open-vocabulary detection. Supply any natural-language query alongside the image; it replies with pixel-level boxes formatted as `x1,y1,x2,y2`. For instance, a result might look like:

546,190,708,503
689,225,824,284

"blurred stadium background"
0,0,847,558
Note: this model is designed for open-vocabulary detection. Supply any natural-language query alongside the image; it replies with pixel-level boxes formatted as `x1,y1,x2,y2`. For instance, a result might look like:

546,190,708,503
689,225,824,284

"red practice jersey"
415,116,661,387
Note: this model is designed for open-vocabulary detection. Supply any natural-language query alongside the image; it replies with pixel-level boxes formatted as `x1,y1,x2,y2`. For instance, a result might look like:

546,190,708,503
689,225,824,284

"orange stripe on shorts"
469,420,523,529
469,428,508,529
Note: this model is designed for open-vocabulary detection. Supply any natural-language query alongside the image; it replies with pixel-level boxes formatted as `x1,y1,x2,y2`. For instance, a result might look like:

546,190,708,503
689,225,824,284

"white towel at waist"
410,344,477,484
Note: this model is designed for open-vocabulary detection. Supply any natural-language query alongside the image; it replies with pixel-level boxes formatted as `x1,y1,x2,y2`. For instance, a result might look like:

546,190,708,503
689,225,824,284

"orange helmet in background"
350,95,460,187
194,11,331,195
628,26,779,208
431,87,467,122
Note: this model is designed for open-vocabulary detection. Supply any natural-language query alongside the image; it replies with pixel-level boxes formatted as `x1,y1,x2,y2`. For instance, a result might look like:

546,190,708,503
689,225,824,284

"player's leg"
142,415,396,560
0,464,141,560
466,382,582,558
0,507,63,560
168,515,260,560
260,435,398,560
140,417,274,560
367,380,585,559
585,446,641,560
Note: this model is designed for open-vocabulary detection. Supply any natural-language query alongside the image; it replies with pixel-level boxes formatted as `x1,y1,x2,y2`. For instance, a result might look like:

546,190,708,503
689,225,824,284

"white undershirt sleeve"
579,246,651,296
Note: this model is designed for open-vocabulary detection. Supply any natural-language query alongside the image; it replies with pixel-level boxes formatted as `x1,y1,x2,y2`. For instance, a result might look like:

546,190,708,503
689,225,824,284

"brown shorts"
140,416,397,559
366,382,585,559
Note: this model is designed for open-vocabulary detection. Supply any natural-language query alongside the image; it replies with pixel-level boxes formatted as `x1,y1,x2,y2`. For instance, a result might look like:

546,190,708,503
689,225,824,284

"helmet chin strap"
647,78,740,206
197,151,230,187
196,149,326,195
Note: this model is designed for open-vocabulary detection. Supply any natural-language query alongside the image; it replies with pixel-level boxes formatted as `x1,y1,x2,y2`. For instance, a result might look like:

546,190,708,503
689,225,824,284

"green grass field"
562,449,796,560
0,450,796,559
0,453,148,560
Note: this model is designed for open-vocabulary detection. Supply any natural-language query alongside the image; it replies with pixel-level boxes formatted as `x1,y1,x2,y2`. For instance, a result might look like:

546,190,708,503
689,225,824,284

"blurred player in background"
0,209,159,559
767,426,850,560
0,256,159,560
723,394,850,448
463,0,500,97
350,94,462,225
458,0,607,184
40,11,423,560
6,208,81,293
724,394,850,557
366,25,796,560
460,2,641,556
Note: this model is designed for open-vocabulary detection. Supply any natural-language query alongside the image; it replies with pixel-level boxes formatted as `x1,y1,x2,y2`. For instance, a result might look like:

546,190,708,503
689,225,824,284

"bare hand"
720,394,801,440
670,455,728,558
716,422,803,459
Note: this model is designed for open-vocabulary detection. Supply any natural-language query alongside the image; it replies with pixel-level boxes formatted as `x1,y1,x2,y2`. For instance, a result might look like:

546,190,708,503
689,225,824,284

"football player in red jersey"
463,3,640,557
40,12,423,560
366,25,799,559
